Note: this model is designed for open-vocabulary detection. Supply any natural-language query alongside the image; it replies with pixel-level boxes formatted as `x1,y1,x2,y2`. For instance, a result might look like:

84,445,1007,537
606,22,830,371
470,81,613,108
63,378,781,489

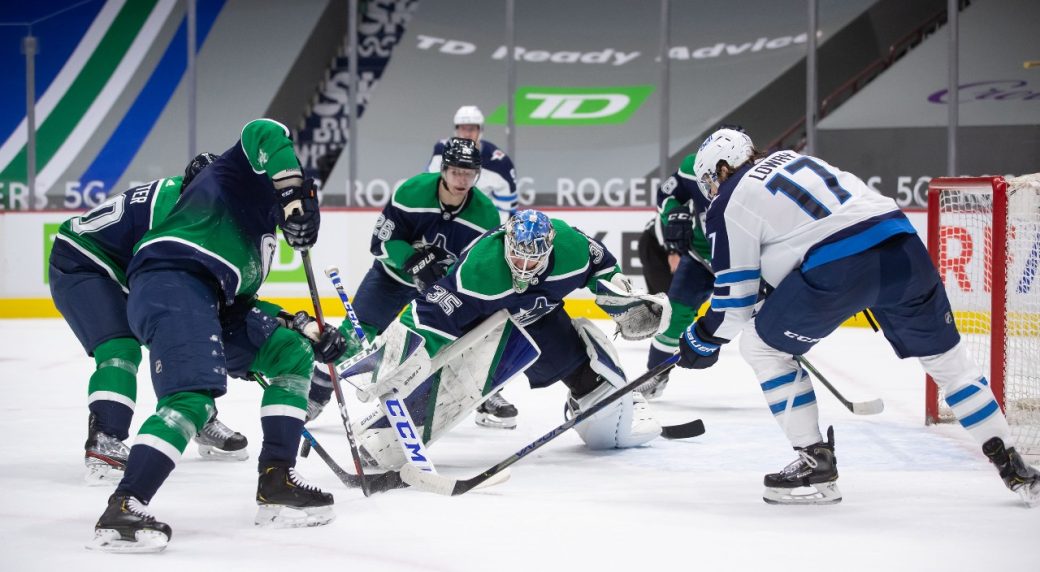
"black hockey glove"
405,245,453,292
277,179,320,250
663,211,693,254
677,321,723,370
281,310,347,364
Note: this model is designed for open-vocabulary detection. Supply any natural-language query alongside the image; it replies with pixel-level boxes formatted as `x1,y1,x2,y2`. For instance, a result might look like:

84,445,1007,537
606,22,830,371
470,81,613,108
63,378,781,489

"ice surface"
0,319,1036,571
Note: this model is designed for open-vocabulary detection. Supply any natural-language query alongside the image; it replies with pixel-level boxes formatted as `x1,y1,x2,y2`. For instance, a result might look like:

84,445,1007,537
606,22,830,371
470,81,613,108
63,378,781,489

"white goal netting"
929,174,1040,457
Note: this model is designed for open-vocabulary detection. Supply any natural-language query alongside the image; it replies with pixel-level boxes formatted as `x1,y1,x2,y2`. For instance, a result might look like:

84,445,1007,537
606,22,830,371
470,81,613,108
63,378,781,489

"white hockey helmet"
453,105,484,127
693,128,754,201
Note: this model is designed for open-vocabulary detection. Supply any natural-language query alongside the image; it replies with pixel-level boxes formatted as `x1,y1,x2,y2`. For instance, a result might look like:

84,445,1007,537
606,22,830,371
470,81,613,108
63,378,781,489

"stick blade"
400,464,511,496
852,399,885,416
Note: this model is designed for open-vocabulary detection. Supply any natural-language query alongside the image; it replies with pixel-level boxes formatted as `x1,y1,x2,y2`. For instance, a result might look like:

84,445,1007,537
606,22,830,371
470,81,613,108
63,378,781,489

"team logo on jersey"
413,234,458,264
259,234,277,281
491,149,506,161
511,296,558,326
486,86,654,125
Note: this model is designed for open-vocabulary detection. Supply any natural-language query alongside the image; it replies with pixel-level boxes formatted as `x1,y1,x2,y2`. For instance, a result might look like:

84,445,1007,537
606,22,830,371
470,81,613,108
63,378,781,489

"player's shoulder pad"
481,140,511,164
678,153,697,178
461,189,501,230
392,172,441,209
432,139,449,154
547,218,595,277
456,230,515,297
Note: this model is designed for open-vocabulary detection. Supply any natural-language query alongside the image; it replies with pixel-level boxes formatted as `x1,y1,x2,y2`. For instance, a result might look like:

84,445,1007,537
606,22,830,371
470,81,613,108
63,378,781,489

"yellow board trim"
3,296,883,329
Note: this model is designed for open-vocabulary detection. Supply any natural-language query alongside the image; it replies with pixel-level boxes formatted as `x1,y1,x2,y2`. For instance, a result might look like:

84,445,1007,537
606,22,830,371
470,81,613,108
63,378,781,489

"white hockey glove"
595,274,670,341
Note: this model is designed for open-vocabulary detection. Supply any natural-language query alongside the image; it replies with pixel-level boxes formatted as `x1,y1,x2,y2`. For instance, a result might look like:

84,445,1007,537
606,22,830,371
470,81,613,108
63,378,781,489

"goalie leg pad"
568,318,660,449
740,324,822,448
353,316,539,470
595,274,670,341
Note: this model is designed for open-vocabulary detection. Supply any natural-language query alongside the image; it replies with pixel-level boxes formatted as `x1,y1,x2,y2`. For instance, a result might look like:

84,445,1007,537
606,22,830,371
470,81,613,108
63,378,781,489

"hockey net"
926,174,1040,458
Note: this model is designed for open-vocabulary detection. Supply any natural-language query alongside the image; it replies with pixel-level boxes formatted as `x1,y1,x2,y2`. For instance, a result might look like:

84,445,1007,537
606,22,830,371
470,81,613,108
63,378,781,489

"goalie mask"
505,209,555,292
693,128,754,202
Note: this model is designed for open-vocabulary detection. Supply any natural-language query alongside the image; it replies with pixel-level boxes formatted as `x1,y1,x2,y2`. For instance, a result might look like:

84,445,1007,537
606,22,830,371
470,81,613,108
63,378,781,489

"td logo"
487,86,654,125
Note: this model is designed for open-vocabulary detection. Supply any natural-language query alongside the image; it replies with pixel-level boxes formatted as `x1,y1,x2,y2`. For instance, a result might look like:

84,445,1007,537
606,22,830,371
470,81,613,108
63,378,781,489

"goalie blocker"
339,311,662,471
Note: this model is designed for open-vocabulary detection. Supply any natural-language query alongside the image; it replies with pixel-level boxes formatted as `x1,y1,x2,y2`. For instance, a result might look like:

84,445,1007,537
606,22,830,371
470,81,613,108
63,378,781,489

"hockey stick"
400,355,691,496
325,266,438,475
252,373,406,494
796,355,884,415
300,250,371,496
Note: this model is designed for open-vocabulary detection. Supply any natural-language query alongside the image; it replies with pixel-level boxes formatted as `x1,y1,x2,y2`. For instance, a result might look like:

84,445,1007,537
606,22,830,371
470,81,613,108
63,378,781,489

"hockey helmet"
442,137,482,171
693,128,754,201
453,105,485,127
504,209,555,292
183,152,218,189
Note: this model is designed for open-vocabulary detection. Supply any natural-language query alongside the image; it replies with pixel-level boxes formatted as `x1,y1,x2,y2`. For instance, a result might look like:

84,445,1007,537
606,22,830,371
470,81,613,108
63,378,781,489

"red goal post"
926,175,1040,457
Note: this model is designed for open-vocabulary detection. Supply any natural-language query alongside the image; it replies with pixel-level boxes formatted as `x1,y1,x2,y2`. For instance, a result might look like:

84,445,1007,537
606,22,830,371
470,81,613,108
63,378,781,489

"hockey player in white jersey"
676,128,1039,506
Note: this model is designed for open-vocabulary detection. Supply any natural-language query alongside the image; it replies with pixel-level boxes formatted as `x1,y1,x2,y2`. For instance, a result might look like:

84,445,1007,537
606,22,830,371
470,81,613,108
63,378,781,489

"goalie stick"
252,374,406,494
796,355,884,415
400,355,699,496
300,250,371,496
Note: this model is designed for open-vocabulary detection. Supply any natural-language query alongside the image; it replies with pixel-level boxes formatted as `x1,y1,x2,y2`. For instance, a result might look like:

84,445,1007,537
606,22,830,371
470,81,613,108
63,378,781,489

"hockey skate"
84,414,129,485
763,426,842,505
255,466,335,528
982,437,1040,507
475,391,518,429
194,416,249,461
636,370,670,401
86,493,171,553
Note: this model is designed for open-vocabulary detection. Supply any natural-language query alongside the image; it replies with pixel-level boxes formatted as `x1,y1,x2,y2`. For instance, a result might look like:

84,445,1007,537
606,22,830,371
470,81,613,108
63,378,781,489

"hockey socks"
88,338,141,440
259,374,309,467
760,367,822,448
920,343,1012,446
117,391,213,502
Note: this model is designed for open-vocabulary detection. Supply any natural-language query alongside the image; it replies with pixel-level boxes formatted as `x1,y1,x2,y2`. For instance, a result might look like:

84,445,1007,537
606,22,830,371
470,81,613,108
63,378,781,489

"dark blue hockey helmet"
505,209,555,292
183,152,218,190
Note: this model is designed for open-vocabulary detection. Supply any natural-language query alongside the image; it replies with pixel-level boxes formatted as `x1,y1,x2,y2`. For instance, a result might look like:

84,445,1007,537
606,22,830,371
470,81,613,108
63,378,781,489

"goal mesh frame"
926,175,1040,456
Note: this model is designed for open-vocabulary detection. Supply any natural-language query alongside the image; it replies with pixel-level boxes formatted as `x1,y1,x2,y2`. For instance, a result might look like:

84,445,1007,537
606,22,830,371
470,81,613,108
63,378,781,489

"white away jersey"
701,150,915,341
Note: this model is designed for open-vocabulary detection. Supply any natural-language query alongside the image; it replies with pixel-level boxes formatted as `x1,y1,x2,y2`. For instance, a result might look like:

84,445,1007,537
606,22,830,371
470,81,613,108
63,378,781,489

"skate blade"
84,463,124,486
254,504,335,528
474,414,517,430
1017,483,1040,508
763,482,842,505
85,528,169,553
197,444,249,462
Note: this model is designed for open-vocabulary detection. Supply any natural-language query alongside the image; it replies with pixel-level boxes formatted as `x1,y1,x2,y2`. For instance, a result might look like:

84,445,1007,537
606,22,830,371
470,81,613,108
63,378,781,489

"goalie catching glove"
404,244,454,292
276,178,320,250
277,310,347,363
595,274,669,341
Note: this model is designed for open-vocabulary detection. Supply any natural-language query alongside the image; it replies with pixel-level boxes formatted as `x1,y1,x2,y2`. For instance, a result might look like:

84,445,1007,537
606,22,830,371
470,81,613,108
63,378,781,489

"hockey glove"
404,245,453,292
281,310,347,364
678,321,722,369
277,179,320,250
663,211,693,254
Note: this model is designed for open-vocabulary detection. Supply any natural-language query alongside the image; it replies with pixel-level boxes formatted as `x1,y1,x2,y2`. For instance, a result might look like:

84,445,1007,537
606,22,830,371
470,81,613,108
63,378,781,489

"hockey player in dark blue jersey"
677,128,1039,507
428,105,518,221
306,137,511,426
87,120,349,553
345,210,670,470
49,153,250,485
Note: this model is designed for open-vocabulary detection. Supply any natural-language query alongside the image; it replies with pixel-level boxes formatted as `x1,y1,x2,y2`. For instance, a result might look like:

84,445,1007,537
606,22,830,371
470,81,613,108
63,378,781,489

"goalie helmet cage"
926,174,1040,457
